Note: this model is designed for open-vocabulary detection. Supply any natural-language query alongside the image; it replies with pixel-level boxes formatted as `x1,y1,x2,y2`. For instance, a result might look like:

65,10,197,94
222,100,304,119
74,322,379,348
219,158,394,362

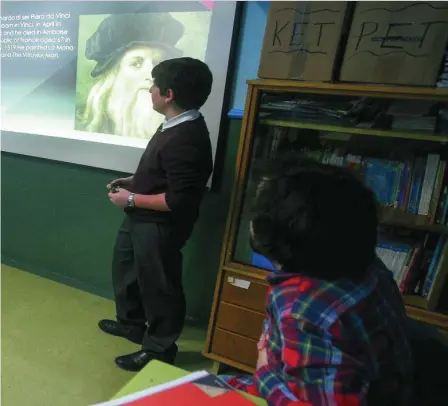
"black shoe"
115,344,178,372
98,319,145,345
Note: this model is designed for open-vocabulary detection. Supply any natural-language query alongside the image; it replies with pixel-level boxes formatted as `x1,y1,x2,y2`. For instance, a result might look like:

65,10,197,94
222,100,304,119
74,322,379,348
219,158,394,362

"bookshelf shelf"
380,208,448,234
205,81,448,373
403,294,429,309
405,303,448,331
249,79,448,100
260,119,448,143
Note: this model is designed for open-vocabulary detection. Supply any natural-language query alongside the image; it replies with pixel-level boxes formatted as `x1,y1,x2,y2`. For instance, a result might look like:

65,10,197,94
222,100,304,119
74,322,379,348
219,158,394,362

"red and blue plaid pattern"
224,259,412,406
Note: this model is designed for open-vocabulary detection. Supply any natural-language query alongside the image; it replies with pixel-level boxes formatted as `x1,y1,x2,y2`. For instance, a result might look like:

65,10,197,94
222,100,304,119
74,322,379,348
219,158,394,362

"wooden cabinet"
203,80,448,373
205,268,268,373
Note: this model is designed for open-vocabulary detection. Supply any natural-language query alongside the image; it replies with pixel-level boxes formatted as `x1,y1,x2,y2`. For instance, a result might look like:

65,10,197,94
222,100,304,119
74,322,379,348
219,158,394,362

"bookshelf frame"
204,80,448,373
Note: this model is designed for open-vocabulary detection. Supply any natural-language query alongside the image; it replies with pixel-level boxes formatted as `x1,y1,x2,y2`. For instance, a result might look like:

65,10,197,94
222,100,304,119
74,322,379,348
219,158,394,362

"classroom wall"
0,2,269,322
230,1,269,112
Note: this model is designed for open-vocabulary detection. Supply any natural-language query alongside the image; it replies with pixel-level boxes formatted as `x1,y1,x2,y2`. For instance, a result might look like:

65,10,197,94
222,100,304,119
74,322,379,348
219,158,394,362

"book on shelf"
387,100,437,133
259,94,447,135
251,125,448,311
305,149,448,226
310,148,448,310
376,233,448,310
250,233,448,311
92,370,255,406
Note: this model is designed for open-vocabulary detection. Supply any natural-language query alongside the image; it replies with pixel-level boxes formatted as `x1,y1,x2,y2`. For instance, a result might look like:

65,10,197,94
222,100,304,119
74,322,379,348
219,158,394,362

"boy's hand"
256,333,268,369
107,176,133,190
257,333,267,351
256,347,268,369
108,188,130,208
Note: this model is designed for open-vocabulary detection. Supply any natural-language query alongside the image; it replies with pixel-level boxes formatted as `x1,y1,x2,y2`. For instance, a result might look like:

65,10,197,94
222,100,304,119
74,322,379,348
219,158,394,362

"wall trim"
2,256,113,300
2,256,207,325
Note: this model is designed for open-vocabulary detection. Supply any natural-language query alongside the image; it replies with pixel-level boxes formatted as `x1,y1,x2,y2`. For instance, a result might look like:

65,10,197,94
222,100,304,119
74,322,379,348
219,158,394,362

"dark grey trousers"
112,216,187,353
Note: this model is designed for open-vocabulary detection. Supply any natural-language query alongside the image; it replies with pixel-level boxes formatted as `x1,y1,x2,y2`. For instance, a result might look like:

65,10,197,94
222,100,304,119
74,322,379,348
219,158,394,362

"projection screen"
0,0,238,173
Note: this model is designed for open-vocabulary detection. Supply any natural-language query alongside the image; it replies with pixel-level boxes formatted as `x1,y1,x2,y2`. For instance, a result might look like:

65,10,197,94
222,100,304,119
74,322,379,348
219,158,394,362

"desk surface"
113,360,267,405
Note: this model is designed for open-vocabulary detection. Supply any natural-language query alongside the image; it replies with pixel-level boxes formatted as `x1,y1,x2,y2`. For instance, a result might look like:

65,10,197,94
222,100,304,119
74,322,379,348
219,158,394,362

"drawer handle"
227,277,251,290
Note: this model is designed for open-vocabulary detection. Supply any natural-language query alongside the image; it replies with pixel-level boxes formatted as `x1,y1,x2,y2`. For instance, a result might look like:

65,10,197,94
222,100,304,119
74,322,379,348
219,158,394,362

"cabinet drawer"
216,302,265,341
221,271,268,313
211,328,258,368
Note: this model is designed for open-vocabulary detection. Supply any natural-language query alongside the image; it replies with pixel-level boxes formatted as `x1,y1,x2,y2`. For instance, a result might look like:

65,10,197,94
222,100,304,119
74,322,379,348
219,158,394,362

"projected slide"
1,1,236,173
76,12,209,139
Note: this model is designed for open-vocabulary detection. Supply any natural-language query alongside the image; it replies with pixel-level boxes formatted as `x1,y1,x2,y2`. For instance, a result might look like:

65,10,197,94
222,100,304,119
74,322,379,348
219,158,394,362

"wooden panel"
261,119,448,143
246,79,448,99
211,328,258,369
406,306,448,330
221,270,268,313
204,84,258,354
404,295,429,309
216,302,265,341
224,86,262,266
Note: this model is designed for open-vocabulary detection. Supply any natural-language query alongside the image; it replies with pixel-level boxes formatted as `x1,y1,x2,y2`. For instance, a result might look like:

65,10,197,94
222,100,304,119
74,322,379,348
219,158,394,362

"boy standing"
225,154,412,405
100,57,213,372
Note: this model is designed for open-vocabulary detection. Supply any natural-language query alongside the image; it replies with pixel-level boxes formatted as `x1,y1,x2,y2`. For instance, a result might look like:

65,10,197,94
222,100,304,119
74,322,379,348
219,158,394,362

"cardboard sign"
340,2,448,86
258,1,349,82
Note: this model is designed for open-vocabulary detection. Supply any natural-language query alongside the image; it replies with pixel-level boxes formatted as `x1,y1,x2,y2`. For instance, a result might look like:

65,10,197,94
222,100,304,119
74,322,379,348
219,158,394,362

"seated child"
224,153,412,406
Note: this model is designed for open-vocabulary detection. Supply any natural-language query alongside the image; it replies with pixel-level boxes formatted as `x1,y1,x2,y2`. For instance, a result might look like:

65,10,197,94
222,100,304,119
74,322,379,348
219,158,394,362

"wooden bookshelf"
204,81,448,373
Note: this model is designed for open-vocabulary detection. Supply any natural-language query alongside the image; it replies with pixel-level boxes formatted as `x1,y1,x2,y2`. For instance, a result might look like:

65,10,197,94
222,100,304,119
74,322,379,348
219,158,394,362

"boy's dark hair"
250,152,378,280
151,57,213,110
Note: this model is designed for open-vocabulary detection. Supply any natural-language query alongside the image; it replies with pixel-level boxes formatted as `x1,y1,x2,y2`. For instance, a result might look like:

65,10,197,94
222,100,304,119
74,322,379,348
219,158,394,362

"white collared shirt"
161,109,201,132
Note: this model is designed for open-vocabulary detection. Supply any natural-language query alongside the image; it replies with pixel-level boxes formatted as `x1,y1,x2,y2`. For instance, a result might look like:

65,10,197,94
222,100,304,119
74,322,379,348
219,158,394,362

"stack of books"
260,95,359,125
376,234,448,306
387,100,436,133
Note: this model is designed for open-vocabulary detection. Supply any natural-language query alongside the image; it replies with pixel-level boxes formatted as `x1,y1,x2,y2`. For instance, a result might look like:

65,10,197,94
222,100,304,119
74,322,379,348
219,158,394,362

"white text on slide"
1,13,74,60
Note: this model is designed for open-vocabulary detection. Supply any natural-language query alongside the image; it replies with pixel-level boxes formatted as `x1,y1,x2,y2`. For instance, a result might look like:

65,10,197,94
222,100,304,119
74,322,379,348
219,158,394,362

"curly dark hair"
250,152,379,280
151,57,213,110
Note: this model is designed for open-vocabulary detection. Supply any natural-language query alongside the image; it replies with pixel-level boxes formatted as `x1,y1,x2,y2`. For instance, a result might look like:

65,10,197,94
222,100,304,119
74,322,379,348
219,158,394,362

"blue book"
422,236,446,297
388,161,402,207
252,253,276,271
407,157,426,214
365,158,395,205
398,161,411,209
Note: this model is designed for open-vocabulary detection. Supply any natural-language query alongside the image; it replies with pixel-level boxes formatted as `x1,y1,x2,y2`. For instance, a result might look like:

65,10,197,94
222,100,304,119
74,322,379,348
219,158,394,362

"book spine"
400,247,421,293
429,161,446,223
422,236,446,297
391,162,403,208
435,186,448,224
398,161,410,210
408,157,426,215
418,154,440,216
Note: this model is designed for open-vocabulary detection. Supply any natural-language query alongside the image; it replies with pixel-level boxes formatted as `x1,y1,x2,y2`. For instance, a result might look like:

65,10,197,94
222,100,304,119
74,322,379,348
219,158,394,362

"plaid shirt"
224,259,412,406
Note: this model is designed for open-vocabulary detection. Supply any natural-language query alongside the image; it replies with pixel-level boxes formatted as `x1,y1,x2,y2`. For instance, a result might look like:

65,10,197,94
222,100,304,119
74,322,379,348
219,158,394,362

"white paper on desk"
91,370,209,406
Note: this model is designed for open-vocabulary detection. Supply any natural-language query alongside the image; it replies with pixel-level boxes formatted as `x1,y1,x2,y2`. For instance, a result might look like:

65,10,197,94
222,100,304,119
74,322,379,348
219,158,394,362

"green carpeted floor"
1,266,212,406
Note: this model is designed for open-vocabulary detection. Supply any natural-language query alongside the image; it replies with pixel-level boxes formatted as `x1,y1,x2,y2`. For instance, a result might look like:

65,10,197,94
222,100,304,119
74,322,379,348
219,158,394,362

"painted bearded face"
82,46,166,139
